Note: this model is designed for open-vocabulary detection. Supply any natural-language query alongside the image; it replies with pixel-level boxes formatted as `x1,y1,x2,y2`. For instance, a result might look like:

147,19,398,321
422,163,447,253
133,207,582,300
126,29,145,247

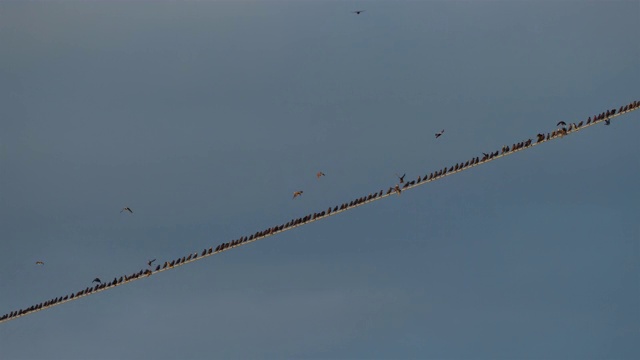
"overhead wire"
1,101,638,324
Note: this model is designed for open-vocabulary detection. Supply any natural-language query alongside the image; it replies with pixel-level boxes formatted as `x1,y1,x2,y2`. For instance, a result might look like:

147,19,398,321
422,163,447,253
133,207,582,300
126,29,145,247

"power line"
1,102,638,324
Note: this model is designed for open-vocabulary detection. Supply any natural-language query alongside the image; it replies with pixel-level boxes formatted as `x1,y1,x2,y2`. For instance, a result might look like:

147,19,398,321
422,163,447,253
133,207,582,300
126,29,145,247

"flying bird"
557,121,566,126
605,119,611,125
435,129,444,138
316,171,325,179
396,173,406,183
482,152,489,157
35,261,44,265
120,207,133,214
147,259,156,267
293,191,304,199
92,278,102,284
352,10,365,15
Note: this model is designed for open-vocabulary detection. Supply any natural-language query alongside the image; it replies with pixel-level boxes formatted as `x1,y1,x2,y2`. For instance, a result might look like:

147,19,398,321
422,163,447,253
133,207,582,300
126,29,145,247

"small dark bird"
482,152,489,157
435,129,445,138
293,191,304,199
352,10,365,15
147,259,156,267
396,173,406,183
316,171,325,179
605,119,611,125
35,261,44,265
92,278,102,284
557,121,566,126
120,207,133,214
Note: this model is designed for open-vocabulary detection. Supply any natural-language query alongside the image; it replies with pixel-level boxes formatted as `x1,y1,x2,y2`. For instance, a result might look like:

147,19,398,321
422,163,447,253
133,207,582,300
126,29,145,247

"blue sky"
1,1,638,359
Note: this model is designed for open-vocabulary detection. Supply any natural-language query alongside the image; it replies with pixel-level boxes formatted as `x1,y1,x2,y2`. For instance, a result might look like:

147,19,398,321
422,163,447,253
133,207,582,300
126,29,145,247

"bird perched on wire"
394,184,402,195
435,129,445,138
557,121,566,126
35,261,44,265
316,171,325,179
352,10,365,15
147,259,156,267
482,152,489,157
92,278,102,284
120,207,133,214
396,173,406,183
293,191,304,199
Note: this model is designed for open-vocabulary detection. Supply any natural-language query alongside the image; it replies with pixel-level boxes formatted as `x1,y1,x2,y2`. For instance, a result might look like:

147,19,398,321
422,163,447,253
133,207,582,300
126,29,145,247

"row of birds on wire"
5,99,638,324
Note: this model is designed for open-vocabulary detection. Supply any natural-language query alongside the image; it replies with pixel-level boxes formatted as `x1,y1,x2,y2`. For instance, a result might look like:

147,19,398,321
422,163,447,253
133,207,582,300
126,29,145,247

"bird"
120,207,133,214
35,261,44,265
92,278,102,284
605,119,611,125
557,121,566,126
147,259,156,267
394,184,402,195
316,171,325,179
435,129,445,138
396,173,406,183
352,10,365,15
482,152,489,157
293,191,304,199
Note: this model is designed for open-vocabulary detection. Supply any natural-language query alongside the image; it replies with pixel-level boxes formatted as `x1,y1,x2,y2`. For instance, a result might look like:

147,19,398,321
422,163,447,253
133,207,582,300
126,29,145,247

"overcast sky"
1,1,638,359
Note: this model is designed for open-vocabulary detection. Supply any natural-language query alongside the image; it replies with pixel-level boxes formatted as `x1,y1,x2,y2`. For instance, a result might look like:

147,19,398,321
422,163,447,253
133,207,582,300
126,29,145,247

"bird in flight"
92,278,102,284
316,171,325,179
482,152,489,157
557,121,566,126
396,173,406,183
35,261,44,265
120,207,133,214
605,119,611,125
352,10,365,15
147,259,156,267
435,129,445,138
293,191,304,199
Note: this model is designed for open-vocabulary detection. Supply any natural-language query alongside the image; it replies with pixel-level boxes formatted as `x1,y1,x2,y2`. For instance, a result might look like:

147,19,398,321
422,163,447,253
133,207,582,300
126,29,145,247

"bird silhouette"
352,10,365,15
605,119,611,125
316,171,325,179
35,261,44,265
120,207,133,214
396,173,406,183
435,129,445,138
147,259,156,267
557,121,566,126
293,191,304,199
92,278,101,284
394,184,402,195
482,152,489,157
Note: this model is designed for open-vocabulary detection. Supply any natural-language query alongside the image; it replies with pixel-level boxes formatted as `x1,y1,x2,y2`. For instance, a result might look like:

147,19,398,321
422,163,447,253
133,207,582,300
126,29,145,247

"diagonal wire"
1,102,637,324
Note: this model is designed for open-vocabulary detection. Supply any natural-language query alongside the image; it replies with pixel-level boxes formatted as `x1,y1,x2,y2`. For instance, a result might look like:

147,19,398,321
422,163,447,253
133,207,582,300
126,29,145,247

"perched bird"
557,121,566,126
35,261,44,265
396,173,406,183
352,10,365,15
482,152,489,157
394,184,402,195
92,278,102,284
316,171,325,179
147,259,156,267
120,207,133,214
293,191,304,199
605,119,611,125
435,129,445,138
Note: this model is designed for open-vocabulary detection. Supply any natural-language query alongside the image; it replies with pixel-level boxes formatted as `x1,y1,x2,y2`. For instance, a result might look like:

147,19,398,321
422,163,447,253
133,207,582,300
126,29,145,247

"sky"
0,0,639,359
